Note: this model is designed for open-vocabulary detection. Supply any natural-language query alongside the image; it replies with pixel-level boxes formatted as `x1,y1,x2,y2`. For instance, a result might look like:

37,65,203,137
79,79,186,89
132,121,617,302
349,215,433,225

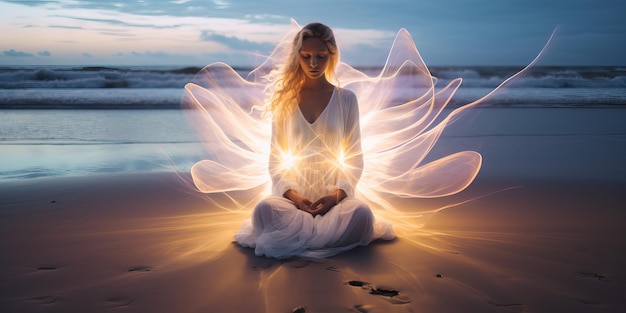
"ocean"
1,65,625,181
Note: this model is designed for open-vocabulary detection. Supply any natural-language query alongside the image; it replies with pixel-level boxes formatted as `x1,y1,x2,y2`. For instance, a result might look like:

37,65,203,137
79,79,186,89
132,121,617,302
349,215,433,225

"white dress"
235,88,394,258
184,26,491,259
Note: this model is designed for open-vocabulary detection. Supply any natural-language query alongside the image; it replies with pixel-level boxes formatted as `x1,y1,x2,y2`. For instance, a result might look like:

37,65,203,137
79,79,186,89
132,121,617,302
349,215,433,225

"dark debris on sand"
345,280,411,304
291,305,306,313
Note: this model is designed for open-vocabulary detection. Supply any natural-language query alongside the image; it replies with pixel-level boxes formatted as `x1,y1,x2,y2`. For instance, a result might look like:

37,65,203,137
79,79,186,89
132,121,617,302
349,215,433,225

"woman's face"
299,37,330,80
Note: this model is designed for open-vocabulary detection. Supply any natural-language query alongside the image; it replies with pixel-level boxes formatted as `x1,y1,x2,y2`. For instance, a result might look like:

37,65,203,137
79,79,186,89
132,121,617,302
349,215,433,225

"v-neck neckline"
297,87,336,125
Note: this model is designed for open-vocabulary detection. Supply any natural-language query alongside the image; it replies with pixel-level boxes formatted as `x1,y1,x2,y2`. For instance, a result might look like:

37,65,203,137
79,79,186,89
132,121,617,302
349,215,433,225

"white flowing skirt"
235,197,394,259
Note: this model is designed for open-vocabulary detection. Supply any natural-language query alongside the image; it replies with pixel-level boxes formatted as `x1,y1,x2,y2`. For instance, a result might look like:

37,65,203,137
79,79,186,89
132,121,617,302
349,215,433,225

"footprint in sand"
351,304,384,313
489,301,526,313
577,271,607,281
291,305,306,313
106,296,133,308
345,280,410,304
28,295,59,305
37,265,62,271
127,266,152,272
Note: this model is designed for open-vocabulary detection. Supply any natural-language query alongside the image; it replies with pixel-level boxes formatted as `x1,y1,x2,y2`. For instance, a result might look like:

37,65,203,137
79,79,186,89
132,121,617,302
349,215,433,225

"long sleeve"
268,118,296,197
336,90,364,198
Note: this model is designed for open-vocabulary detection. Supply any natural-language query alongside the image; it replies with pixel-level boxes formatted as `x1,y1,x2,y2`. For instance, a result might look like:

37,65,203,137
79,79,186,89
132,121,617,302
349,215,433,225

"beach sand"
1,108,625,312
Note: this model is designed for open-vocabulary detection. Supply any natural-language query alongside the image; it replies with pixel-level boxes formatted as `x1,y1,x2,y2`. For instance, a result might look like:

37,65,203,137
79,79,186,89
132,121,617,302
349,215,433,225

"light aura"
181,21,552,230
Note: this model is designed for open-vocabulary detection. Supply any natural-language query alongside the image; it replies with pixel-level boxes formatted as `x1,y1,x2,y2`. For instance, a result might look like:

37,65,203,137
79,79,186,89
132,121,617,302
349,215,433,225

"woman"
235,23,394,259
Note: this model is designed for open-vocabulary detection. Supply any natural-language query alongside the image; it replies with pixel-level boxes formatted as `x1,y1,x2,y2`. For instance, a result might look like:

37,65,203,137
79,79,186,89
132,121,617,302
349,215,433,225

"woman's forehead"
301,37,328,52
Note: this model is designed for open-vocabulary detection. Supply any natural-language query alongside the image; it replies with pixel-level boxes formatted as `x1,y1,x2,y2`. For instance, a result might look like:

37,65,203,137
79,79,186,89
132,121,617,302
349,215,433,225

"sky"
1,0,625,67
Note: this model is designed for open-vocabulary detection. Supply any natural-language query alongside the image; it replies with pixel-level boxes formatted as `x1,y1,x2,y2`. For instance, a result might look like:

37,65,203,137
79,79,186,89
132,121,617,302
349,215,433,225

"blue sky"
1,0,625,67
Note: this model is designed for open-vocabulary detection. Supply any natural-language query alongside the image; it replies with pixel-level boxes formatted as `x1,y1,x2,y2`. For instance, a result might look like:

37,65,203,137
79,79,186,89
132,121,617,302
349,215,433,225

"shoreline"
2,98,626,110
2,107,625,182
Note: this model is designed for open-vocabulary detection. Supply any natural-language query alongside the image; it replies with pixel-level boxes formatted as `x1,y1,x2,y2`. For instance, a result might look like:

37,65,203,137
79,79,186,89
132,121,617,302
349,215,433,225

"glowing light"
279,150,298,170
182,21,553,230
337,149,347,169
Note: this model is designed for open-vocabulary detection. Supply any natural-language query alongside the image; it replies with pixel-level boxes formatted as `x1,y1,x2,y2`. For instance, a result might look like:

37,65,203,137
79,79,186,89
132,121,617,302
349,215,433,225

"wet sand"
1,173,625,312
1,107,625,312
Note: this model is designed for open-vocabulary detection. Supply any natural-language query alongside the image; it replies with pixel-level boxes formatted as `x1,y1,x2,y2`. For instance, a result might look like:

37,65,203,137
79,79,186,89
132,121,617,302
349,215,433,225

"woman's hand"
310,189,347,217
283,189,313,212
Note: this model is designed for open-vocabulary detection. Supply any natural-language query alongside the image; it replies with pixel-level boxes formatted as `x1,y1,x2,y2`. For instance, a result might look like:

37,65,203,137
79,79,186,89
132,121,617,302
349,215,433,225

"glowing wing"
338,29,483,211
341,28,551,211
181,63,272,194
181,22,551,214
180,26,479,208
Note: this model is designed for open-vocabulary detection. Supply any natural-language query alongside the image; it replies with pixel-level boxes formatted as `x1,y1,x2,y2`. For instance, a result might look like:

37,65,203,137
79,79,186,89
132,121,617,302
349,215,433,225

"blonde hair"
265,23,339,119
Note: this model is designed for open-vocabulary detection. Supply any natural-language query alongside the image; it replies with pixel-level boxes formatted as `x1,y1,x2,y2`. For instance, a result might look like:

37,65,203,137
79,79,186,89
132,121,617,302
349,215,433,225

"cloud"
129,51,172,58
97,30,135,37
244,14,286,21
3,0,233,18
200,31,273,52
3,0,624,66
2,49,34,57
2,0,58,7
38,51,52,56
53,15,182,29
83,52,93,58
49,24,84,30
212,0,230,9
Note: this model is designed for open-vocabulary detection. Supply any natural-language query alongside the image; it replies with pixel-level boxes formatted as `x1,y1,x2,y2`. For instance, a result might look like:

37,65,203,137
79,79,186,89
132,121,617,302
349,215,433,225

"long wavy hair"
265,22,339,120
